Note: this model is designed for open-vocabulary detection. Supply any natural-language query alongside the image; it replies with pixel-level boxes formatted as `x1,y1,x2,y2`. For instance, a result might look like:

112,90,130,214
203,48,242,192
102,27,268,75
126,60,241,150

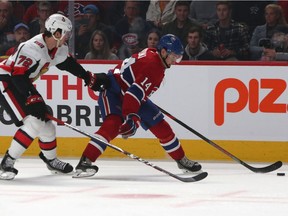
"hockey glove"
25,95,47,121
119,113,140,139
84,72,110,91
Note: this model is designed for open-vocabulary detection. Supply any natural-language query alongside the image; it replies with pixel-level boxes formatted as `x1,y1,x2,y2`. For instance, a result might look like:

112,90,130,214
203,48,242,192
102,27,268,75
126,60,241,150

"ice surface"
0,159,287,216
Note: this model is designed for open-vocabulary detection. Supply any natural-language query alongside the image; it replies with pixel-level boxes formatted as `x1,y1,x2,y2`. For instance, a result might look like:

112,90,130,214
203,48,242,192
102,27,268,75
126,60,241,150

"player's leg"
141,100,202,173
0,116,45,179
0,80,36,180
150,120,202,173
75,114,122,176
75,87,123,177
38,120,73,174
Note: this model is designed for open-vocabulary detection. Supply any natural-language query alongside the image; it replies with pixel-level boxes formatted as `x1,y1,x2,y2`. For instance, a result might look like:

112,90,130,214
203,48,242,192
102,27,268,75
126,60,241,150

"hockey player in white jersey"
0,14,110,180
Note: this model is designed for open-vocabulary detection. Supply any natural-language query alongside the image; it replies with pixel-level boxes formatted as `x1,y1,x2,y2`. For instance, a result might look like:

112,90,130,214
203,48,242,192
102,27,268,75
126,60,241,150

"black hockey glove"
84,72,110,91
25,95,47,121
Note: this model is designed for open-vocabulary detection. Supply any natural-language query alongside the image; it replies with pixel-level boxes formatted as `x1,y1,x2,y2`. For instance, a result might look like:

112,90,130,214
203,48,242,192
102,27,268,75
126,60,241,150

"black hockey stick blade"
176,172,208,183
242,161,282,173
157,106,283,173
47,115,208,183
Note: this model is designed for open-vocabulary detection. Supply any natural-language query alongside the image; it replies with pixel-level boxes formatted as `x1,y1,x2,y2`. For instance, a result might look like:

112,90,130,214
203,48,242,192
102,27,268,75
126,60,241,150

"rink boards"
1,60,288,162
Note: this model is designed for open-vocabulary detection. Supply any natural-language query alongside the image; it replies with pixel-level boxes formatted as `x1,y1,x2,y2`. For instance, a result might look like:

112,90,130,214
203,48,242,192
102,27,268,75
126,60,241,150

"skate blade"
0,171,16,180
180,169,203,175
72,169,97,178
50,170,75,175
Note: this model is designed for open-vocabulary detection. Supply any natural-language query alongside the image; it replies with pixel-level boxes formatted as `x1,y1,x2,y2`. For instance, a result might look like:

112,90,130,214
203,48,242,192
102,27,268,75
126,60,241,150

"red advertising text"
214,78,287,126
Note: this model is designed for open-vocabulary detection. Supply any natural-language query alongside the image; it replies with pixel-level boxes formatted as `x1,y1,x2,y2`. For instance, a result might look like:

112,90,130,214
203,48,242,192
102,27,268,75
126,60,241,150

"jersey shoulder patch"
34,40,45,48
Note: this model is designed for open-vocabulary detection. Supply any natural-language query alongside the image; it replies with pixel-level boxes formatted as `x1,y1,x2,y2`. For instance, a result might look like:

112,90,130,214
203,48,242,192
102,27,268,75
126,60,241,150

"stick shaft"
157,106,282,173
47,114,207,182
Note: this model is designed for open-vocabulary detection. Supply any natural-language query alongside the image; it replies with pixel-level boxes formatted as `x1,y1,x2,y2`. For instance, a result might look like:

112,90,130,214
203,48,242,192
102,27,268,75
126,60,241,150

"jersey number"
17,55,33,68
141,77,152,91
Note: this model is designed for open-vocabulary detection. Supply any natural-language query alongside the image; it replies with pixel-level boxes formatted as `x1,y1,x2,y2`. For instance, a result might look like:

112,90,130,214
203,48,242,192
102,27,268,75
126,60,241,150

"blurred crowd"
1,0,288,61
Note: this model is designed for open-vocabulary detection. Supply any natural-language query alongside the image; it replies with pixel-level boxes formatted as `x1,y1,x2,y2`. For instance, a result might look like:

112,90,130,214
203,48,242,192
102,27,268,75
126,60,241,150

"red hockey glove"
25,94,47,121
84,71,110,91
119,113,140,139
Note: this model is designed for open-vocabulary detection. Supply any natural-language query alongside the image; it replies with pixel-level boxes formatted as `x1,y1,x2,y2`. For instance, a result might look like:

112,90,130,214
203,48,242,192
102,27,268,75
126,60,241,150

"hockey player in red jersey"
75,34,203,177
0,14,110,180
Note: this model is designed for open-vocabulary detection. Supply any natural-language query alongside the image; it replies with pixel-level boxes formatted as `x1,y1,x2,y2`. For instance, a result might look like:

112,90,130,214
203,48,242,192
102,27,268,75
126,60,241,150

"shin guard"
150,120,184,160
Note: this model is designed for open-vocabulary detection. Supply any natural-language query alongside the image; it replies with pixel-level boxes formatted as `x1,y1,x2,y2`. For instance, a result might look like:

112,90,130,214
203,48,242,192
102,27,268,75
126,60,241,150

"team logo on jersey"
34,40,44,48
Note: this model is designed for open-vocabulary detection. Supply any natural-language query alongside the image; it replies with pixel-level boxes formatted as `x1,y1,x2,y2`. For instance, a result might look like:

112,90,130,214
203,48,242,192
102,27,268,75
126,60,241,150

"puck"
277,172,285,176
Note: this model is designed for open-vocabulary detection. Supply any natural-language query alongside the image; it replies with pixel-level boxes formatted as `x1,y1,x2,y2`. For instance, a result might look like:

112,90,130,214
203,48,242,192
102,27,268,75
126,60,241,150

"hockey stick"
47,114,208,183
157,106,282,173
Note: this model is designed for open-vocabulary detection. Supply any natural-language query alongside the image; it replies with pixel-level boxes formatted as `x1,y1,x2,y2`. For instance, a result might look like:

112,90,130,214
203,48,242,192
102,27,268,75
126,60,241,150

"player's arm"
8,44,39,97
119,74,156,139
9,51,47,121
56,56,110,91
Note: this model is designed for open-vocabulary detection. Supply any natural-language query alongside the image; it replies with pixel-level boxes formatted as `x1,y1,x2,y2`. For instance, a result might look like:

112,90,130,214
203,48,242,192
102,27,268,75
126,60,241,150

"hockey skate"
0,151,18,180
39,152,73,174
176,156,202,174
73,156,99,178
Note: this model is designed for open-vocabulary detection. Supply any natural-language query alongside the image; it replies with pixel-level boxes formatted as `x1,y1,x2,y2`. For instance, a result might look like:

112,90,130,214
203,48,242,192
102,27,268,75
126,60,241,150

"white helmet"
45,13,72,39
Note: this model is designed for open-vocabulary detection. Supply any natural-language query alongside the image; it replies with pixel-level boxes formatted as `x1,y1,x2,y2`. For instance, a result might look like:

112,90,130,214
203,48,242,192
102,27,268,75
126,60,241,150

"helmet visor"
61,30,72,40
170,52,183,63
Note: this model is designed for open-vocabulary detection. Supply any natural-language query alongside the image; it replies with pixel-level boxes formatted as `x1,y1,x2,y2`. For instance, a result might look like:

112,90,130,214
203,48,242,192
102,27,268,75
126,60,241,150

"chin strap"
52,35,61,48
159,53,170,68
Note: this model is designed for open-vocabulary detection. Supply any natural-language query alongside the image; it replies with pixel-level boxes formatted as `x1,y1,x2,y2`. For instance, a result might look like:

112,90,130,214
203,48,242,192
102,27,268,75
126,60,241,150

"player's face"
164,51,183,66
54,30,71,47
169,52,182,63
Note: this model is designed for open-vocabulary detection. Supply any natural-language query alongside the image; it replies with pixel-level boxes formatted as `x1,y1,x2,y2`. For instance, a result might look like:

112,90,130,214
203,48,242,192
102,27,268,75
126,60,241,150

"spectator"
28,1,52,37
69,2,85,30
277,0,288,23
5,23,30,56
115,0,152,56
146,0,177,30
0,1,19,56
162,1,200,47
261,31,288,61
85,30,118,60
106,1,149,26
232,1,274,38
117,33,142,60
250,4,288,60
189,0,218,29
22,1,58,25
12,1,26,21
146,28,162,48
75,4,117,59
183,26,214,60
204,1,250,60
22,2,40,24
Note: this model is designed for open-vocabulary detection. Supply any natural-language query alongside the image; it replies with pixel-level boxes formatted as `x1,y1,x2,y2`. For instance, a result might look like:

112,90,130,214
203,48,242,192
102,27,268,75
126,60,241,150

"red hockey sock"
83,114,123,161
150,120,184,160
97,114,123,142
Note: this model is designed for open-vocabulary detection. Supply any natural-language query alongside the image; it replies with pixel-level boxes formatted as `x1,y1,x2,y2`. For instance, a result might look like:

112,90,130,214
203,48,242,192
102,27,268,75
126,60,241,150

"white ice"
0,158,287,216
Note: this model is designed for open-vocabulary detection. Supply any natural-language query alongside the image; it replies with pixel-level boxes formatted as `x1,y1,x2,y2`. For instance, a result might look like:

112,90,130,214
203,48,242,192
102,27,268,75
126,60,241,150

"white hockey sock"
8,141,26,159
41,148,57,160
